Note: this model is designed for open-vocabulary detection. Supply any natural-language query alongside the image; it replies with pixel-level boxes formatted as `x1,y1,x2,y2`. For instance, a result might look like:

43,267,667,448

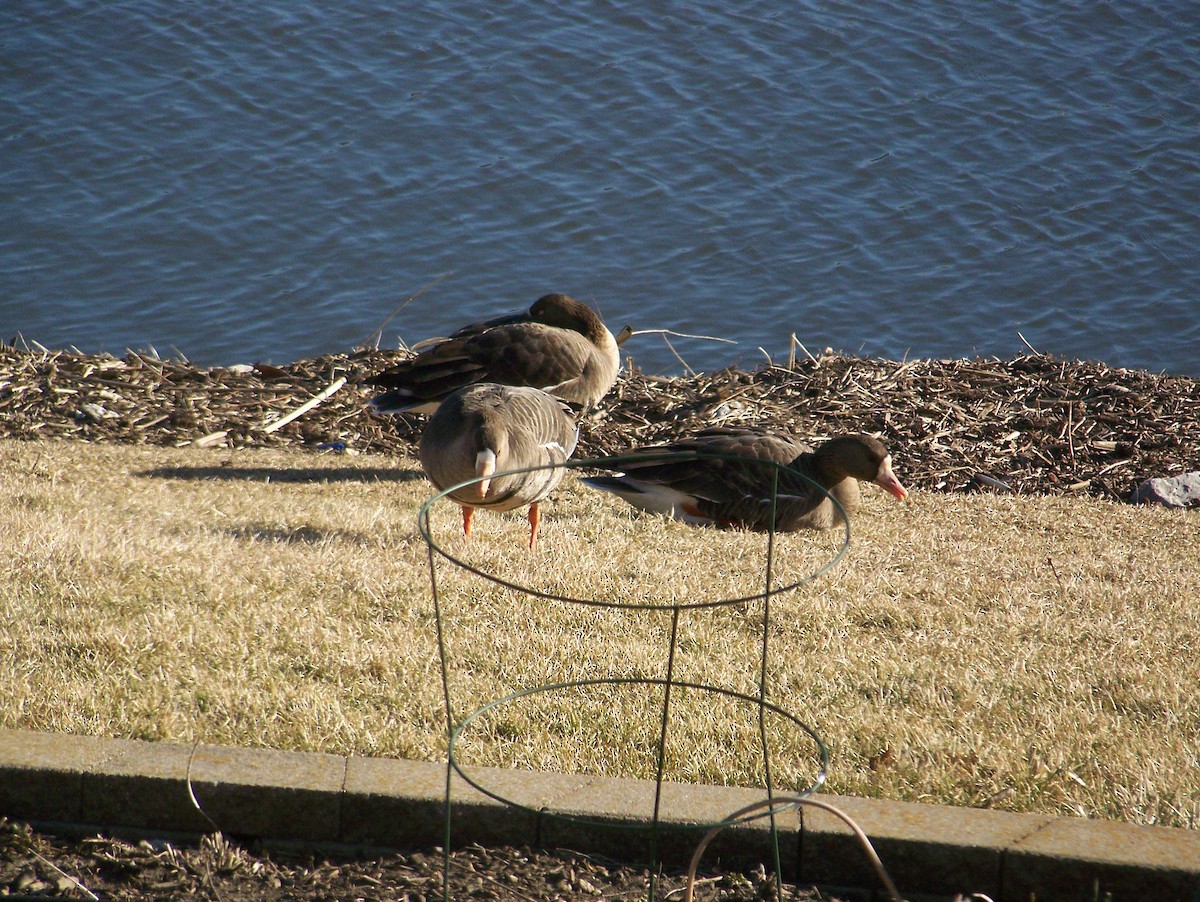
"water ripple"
1,0,1197,375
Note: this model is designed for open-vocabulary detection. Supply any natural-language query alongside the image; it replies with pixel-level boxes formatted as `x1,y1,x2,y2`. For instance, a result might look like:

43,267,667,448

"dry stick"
660,333,696,377
665,877,723,899
262,376,347,434
193,430,229,448
627,328,736,346
1066,404,1077,466
1047,556,1067,593
1017,331,1041,355
1094,458,1132,478
363,272,456,350
199,858,227,902
28,849,100,901
791,333,819,367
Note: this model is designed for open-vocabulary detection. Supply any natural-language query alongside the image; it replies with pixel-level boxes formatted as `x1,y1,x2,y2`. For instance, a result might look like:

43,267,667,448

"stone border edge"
1,729,1197,901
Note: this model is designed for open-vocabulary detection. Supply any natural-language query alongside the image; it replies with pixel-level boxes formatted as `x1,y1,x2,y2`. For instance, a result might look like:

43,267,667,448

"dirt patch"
2,342,1197,500
1,819,839,901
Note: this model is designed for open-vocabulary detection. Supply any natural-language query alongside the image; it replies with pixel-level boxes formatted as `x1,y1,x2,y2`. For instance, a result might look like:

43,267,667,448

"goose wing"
585,427,824,530
369,322,602,412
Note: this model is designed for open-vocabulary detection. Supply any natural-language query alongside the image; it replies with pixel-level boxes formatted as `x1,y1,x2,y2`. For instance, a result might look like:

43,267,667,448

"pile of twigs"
0,344,398,452
2,341,1197,499
592,352,1200,499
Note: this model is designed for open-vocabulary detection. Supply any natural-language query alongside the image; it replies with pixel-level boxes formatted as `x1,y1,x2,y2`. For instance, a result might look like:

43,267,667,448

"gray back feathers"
419,383,578,512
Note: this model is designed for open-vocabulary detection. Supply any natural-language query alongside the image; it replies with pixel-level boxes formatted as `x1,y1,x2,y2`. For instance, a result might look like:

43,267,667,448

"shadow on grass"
135,465,425,484
226,524,360,545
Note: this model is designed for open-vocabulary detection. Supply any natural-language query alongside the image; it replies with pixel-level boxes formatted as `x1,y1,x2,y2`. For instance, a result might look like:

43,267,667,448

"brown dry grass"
2,437,1197,831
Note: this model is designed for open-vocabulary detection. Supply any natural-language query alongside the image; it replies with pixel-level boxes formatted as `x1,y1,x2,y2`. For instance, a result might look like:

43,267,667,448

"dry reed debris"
1,341,1196,500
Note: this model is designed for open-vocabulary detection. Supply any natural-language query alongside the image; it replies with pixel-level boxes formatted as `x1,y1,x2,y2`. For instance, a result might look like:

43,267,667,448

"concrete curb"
1,728,1197,901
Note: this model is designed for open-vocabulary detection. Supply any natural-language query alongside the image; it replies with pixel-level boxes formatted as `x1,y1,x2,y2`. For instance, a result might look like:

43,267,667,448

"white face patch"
873,453,908,500
475,449,498,496
877,453,892,481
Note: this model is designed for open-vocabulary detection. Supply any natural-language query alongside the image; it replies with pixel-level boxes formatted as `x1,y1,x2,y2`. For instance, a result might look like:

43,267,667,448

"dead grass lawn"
2,438,1197,829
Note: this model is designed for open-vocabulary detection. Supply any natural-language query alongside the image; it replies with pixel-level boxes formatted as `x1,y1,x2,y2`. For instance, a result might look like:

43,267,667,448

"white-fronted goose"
368,294,620,414
580,429,907,532
419,383,579,548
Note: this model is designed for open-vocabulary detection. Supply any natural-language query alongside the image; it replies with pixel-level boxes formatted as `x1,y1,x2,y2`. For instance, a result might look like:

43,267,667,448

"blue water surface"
2,0,1197,375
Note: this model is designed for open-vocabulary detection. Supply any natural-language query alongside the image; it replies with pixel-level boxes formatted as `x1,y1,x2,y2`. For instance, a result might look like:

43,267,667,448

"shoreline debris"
2,342,1197,501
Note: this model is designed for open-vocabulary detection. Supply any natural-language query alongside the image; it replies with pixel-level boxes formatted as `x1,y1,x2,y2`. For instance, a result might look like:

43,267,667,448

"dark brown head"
529,294,607,339
815,434,908,500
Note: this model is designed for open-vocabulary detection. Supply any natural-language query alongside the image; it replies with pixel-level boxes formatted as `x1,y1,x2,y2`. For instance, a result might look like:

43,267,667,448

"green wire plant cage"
418,451,852,899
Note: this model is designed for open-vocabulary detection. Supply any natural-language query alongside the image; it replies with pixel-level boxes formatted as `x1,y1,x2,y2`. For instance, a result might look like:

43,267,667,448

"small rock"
1130,471,1200,508
14,868,49,894
78,402,111,422
709,400,748,421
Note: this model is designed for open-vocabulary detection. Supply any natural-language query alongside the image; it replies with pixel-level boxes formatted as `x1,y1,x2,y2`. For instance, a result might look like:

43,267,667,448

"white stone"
1130,471,1200,508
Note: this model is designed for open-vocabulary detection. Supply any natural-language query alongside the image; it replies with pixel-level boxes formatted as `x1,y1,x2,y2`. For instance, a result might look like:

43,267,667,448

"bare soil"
1,819,833,902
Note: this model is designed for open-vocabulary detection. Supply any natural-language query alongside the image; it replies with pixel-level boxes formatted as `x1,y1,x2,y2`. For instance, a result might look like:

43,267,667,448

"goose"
580,429,907,532
419,383,579,548
367,293,620,414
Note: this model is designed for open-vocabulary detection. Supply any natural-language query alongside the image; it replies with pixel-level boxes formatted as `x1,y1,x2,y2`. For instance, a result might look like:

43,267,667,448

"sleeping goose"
419,383,579,548
368,293,620,414
580,429,907,532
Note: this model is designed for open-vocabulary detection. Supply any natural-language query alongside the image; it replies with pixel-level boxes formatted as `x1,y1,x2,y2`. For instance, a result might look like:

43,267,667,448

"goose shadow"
135,465,425,485
222,523,387,545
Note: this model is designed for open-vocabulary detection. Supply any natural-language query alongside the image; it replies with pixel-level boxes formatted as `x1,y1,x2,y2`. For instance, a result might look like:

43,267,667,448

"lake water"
3,0,1198,377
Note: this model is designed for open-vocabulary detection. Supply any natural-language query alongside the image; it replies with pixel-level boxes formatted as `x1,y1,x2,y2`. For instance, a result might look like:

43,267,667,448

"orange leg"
526,502,540,549
461,505,474,538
